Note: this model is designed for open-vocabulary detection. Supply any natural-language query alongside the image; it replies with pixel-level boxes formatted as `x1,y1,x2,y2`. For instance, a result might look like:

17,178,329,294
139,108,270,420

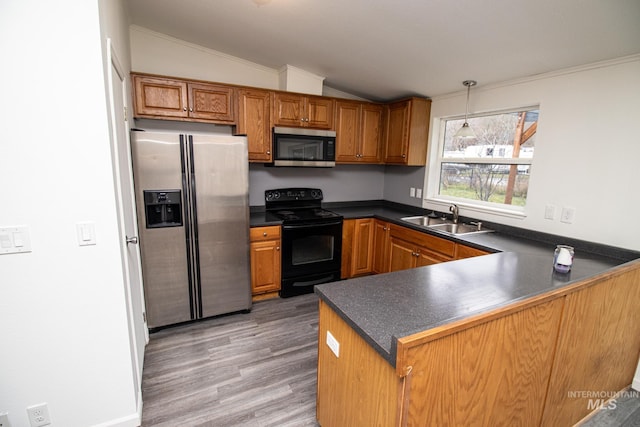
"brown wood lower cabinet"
249,226,281,300
317,261,640,426
372,220,391,274
341,218,375,278
344,220,490,277
456,243,490,259
388,224,455,272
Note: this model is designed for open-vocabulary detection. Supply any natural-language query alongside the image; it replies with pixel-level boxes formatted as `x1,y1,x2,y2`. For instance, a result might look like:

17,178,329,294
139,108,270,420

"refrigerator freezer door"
191,135,251,317
131,132,192,328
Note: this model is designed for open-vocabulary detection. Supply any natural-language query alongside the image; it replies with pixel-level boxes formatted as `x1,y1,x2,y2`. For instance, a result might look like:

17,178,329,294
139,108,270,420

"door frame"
105,37,148,407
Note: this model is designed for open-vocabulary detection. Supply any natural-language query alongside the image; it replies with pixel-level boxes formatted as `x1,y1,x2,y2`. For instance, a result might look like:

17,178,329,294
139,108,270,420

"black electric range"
264,188,343,297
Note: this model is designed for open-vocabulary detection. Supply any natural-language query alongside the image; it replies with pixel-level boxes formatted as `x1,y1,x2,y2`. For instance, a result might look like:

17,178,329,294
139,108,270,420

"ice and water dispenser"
144,190,183,228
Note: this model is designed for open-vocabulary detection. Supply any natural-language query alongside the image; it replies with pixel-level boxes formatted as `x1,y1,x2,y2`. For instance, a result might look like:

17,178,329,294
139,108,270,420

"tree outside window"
438,108,538,208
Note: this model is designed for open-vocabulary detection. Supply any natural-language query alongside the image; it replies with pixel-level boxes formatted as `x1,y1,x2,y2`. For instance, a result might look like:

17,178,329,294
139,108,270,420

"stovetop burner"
265,188,343,225
272,207,341,223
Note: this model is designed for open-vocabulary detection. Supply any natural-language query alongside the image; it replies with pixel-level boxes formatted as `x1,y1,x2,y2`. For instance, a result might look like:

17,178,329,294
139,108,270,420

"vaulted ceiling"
127,0,640,101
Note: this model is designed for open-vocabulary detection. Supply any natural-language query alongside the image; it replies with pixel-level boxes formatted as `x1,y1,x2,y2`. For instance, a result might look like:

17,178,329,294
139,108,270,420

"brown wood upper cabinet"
235,88,272,162
272,92,334,129
383,97,431,165
132,74,235,124
335,100,384,164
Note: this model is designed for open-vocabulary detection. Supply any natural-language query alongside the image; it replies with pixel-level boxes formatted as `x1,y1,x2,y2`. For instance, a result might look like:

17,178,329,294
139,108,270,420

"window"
434,107,538,211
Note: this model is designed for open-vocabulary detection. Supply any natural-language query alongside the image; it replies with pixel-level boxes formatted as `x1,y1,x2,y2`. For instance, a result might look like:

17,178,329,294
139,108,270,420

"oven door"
281,220,342,280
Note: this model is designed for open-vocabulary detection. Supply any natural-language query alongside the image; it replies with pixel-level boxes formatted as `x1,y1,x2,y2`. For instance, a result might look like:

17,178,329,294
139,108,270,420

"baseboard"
91,391,143,427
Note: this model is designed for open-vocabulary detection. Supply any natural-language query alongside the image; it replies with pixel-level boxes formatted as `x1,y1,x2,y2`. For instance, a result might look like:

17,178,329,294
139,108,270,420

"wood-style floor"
141,293,320,426
140,292,640,426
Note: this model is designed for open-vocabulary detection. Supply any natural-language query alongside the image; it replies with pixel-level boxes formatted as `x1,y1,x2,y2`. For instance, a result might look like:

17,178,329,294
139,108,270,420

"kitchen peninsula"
305,202,640,427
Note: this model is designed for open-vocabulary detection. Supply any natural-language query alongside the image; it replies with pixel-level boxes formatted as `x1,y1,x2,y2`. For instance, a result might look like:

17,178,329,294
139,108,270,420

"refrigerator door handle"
180,135,197,320
187,135,204,319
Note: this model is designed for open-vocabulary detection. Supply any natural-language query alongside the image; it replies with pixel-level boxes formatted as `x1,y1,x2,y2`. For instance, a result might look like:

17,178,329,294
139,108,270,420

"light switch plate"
76,222,97,246
544,204,556,220
0,226,32,255
560,207,576,224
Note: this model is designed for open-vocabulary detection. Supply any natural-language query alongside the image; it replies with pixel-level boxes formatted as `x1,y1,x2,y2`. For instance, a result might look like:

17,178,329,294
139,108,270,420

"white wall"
425,56,640,251
0,1,139,426
130,25,280,89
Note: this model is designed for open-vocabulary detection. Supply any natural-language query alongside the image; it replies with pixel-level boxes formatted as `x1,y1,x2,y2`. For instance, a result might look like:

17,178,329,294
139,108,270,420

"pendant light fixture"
453,80,477,138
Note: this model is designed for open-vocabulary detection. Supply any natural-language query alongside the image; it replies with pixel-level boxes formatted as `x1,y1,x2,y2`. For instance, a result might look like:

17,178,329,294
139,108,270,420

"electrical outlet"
416,188,422,198
0,412,12,427
409,187,416,198
326,330,340,358
560,207,576,224
26,404,50,427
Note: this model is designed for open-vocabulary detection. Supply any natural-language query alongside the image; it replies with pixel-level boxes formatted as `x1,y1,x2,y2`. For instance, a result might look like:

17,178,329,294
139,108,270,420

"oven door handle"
282,220,343,230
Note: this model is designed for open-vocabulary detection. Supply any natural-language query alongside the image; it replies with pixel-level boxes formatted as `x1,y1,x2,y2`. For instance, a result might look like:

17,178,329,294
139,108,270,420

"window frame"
425,105,539,219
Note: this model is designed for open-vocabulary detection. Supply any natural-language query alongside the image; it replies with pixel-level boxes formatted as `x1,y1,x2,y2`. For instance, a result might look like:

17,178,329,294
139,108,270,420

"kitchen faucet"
449,204,459,224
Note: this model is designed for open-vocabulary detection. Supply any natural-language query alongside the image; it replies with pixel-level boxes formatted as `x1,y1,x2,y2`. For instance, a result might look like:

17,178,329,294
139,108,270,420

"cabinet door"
359,103,383,163
383,100,410,163
335,101,360,162
416,246,450,267
188,82,234,123
351,218,374,276
273,92,305,127
133,75,188,118
372,220,390,274
388,237,416,272
237,88,272,162
250,239,281,295
307,96,334,129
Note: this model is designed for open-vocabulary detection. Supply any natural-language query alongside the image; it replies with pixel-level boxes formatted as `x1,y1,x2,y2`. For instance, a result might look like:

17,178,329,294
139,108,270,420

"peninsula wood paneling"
400,298,564,426
541,266,640,426
316,300,399,427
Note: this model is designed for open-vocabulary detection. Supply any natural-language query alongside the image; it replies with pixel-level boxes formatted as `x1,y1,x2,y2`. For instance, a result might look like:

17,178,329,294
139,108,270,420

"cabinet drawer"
250,225,281,241
456,244,490,259
390,224,456,258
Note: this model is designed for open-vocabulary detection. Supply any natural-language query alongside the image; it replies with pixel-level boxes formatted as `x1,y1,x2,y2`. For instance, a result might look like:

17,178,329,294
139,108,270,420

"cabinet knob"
402,154,407,158
183,107,187,111
263,232,268,237
189,108,193,112
266,150,271,155
276,246,280,251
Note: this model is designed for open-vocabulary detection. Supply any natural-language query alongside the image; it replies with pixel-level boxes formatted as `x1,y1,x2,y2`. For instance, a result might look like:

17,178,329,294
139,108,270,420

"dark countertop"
315,252,622,364
251,200,639,365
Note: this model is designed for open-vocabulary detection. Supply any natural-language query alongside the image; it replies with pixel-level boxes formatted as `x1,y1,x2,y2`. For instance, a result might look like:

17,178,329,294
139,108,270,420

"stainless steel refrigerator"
130,130,251,329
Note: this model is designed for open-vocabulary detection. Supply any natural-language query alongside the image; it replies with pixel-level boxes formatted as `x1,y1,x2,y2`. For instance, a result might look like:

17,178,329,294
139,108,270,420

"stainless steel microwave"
271,127,336,167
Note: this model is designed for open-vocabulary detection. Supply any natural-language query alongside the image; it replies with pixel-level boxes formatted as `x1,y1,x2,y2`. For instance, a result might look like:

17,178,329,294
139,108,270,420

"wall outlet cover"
326,330,340,358
26,403,50,427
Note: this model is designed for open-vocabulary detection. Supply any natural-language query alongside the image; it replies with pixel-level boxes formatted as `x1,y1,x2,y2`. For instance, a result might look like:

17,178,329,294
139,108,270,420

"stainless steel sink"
401,215,493,235
401,215,450,227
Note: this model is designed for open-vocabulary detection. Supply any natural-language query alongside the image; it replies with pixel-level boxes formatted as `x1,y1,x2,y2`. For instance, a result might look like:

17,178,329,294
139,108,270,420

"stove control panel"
265,188,323,203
